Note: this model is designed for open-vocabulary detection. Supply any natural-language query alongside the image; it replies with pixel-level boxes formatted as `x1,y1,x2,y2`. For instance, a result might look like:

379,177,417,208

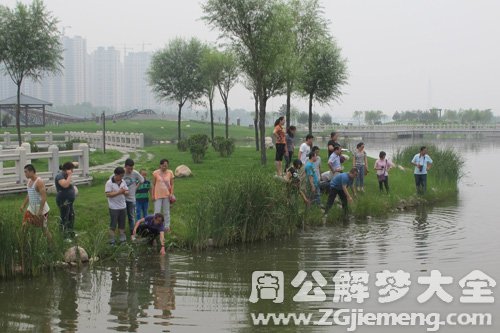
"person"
152,159,174,231
411,146,433,194
122,158,144,236
327,131,340,158
298,134,314,165
285,159,309,204
19,164,52,240
55,161,77,238
353,142,368,192
305,152,320,206
284,126,297,171
374,151,394,193
105,167,129,244
273,116,287,177
131,213,167,255
135,169,151,221
326,145,343,182
324,168,358,217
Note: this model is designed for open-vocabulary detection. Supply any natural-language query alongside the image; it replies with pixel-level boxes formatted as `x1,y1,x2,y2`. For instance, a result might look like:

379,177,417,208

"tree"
364,110,384,125
299,37,348,134
320,113,332,125
200,46,221,142
353,110,363,125
0,0,63,146
216,50,239,139
297,111,309,124
203,0,294,165
148,38,206,141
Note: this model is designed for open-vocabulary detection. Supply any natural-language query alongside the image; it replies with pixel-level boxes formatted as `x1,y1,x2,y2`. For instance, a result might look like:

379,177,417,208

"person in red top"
273,116,287,177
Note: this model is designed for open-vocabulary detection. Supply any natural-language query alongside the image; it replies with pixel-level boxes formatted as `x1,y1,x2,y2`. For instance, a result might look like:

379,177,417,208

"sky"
3,0,500,119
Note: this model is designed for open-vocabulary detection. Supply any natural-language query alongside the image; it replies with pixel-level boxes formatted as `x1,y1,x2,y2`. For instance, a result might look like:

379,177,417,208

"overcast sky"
4,0,500,118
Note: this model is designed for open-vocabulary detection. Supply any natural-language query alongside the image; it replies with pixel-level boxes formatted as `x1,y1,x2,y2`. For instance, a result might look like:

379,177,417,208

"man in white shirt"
411,146,433,194
105,167,129,244
298,134,314,165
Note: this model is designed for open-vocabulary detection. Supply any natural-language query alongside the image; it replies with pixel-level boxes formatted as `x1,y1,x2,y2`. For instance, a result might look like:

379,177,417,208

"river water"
0,139,498,332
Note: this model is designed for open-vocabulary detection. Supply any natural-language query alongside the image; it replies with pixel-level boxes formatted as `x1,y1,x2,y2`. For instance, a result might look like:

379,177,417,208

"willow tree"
148,38,206,141
0,0,63,146
203,0,294,164
299,37,348,134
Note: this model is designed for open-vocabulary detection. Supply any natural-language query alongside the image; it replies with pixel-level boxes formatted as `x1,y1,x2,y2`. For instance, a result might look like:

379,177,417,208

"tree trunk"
253,92,259,151
177,103,182,142
224,101,229,139
209,97,214,141
259,92,267,165
308,93,313,135
16,83,22,146
286,83,292,129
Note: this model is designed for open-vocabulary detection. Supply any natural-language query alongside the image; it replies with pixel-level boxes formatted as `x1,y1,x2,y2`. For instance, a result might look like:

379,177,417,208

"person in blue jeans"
135,169,151,221
324,168,358,217
411,146,433,194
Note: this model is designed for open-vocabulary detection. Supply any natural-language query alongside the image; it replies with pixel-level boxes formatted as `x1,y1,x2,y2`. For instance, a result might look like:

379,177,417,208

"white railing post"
79,143,90,177
21,142,31,164
48,145,60,180
0,144,3,176
15,146,27,184
139,133,144,148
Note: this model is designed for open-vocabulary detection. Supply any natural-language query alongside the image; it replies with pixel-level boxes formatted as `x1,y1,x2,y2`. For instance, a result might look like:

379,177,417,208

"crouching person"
131,213,167,255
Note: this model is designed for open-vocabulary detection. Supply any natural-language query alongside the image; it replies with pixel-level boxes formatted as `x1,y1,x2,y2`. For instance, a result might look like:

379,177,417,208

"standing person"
374,151,393,193
285,159,309,205
284,126,297,171
55,162,77,238
19,164,52,240
152,159,174,231
327,131,340,158
273,116,287,176
412,146,433,194
131,213,167,255
135,169,151,221
105,167,129,244
298,134,314,165
123,158,144,236
353,142,368,192
305,152,320,206
324,168,358,217
326,146,343,181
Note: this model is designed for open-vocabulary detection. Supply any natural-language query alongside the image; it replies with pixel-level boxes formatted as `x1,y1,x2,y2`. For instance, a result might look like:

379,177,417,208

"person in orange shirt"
273,116,287,177
152,159,174,231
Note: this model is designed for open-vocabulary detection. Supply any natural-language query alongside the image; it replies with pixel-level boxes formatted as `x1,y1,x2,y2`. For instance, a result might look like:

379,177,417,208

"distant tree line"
392,108,494,124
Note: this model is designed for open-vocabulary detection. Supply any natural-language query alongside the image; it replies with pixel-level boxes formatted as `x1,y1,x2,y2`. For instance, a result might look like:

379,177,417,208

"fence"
0,143,91,194
0,131,144,149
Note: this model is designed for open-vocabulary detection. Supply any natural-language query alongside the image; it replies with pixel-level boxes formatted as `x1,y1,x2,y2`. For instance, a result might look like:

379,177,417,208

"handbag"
169,194,177,204
377,160,387,182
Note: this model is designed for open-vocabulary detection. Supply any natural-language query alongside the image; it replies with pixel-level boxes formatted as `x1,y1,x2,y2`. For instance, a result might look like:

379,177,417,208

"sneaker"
119,234,127,243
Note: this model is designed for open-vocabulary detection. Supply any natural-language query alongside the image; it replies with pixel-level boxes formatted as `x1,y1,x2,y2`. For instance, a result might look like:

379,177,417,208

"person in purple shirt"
131,213,167,255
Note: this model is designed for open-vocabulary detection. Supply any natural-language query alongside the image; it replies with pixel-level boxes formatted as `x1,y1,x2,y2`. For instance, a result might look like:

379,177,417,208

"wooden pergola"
0,94,53,127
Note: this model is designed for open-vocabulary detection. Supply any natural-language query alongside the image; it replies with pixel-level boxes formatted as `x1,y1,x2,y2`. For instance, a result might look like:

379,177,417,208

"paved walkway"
89,146,154,172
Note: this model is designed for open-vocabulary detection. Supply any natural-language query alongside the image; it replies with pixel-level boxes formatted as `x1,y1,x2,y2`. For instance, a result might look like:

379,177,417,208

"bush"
177,139,189,152
64,139,87,151
185,171,301,249
187,134,209,163
212,136,235,157
28,140,39,153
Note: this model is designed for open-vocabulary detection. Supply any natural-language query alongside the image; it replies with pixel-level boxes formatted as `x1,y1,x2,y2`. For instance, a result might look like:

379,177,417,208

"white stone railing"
1,131,144,149
0,143,90,187
311,123,500,132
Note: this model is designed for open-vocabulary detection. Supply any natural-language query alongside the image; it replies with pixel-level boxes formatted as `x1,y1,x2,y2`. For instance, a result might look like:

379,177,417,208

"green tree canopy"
148,37,206,141
0,0,63,146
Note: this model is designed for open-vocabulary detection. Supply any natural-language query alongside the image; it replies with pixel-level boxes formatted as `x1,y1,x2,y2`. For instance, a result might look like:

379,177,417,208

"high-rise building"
88,46,122,111
123,51,157,110
62,35,87,105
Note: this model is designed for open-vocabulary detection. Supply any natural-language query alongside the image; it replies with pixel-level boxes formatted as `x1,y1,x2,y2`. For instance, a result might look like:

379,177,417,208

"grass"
0,139,463,277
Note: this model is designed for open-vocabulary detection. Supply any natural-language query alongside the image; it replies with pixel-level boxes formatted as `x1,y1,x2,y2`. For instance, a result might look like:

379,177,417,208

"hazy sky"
4,0,500,118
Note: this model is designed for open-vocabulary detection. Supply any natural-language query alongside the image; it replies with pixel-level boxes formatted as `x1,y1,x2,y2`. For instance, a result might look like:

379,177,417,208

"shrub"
187,134,209,163
28,140,39,153
188,134,209,150
177,139,189,152
212,136,235,157
65,139,87,151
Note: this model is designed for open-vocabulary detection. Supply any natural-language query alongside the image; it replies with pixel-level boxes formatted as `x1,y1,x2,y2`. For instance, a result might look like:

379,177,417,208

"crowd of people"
20,157,175,255
273,117,434,218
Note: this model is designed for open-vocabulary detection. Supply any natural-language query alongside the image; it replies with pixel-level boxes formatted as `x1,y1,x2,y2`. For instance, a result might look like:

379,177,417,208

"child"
374,151,393,193
285,159,309,205
135,169,152,221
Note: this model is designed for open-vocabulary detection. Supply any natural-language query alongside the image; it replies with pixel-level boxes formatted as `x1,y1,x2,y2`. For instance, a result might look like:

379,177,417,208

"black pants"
325,187,348,215
137,224,160,244
378,176,389,193
284,151,294,171
57,199,75,237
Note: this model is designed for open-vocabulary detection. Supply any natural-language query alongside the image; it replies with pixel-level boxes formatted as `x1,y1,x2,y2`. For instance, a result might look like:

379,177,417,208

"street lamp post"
102,111,106,154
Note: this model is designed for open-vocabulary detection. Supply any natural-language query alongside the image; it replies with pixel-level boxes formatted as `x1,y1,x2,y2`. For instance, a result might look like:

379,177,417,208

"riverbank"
0,144,461,277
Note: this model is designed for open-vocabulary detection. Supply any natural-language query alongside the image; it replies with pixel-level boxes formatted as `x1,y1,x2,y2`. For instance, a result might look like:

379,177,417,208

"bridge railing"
0,131,144,149
0,143,90,190
311,123,500,132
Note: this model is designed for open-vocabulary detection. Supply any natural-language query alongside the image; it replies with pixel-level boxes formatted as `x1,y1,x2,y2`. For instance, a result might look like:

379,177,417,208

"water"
1,139,499,332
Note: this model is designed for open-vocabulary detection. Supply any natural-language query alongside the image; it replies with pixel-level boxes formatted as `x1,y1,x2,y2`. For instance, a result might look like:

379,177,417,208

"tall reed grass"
185,171,302,248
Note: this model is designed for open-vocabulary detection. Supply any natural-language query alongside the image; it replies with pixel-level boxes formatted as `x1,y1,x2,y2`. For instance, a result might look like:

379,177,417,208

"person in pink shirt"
152,159,174,231
374,151,393,193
